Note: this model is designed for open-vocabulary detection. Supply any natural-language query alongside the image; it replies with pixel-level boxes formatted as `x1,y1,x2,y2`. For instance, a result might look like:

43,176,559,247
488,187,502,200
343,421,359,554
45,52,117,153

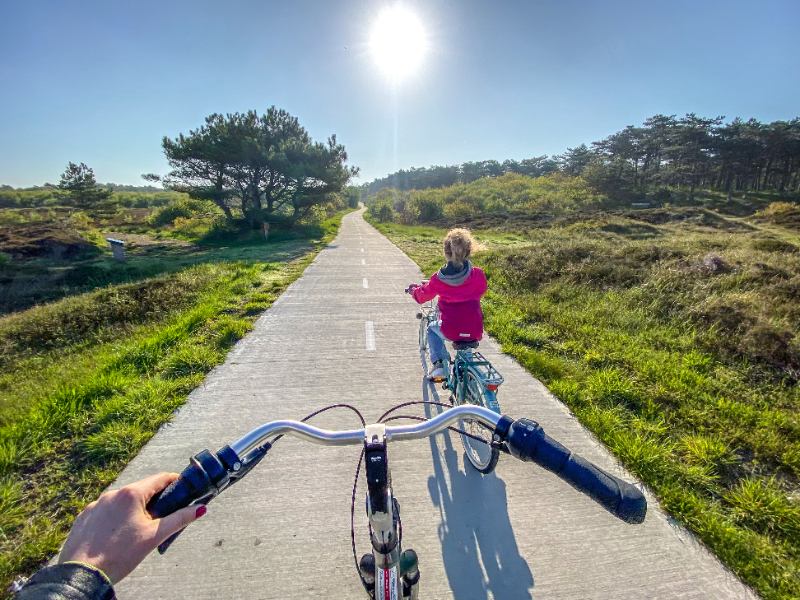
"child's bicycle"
411,292,504,474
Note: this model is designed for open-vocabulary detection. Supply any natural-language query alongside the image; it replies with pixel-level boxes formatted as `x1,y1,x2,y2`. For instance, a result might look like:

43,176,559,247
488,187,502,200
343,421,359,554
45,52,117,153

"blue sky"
1,0,798,188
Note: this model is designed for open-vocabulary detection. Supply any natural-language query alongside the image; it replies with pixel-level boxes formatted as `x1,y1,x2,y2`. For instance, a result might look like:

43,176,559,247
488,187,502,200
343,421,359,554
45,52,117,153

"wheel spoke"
459,370,499,473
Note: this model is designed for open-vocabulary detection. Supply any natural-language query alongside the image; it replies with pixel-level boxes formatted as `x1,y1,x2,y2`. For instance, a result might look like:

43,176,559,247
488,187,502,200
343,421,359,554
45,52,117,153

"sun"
370,7,426,79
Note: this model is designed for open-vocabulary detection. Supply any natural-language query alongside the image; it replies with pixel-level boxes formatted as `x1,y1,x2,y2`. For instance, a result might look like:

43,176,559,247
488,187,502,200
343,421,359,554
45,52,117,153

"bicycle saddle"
452,340,479,350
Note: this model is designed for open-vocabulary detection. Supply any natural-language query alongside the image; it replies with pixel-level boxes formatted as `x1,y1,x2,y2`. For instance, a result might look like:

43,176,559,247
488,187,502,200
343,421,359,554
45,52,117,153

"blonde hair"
443,228,475,268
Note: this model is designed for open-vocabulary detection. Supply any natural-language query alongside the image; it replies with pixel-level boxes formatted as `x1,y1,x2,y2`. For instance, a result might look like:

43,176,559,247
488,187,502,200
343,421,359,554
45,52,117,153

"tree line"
363,156,559,195
0,162,121,215
365,114,800,201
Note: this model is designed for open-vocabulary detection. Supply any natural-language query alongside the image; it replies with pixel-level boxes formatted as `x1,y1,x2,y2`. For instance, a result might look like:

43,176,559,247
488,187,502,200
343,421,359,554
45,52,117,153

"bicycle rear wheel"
459,370,500,474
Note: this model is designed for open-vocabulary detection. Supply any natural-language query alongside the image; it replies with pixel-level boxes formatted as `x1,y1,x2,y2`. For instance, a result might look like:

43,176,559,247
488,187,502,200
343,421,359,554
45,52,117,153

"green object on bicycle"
417,299,504,473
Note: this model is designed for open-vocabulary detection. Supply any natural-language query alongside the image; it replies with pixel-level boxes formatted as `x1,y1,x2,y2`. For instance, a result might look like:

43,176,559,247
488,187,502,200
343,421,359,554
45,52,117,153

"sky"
1,0,798,188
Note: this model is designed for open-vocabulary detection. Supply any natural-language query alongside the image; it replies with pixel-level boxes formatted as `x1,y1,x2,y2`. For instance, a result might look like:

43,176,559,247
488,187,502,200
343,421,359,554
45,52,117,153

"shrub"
368,199,395,223
65,211,93,229
370,173,604,224
406,193,444,222
172,216,194,232
150,198,218,226
0,212,27,226
444,201,475,219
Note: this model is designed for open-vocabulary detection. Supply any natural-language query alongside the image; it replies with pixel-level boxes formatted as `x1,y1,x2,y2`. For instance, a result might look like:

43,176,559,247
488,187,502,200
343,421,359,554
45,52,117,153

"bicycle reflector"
486,384,499,391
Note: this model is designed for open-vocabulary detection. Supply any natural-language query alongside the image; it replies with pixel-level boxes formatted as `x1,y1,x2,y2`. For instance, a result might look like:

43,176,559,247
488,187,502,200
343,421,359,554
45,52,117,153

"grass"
0,211,350,595
0,198,345,315
369,204,800,600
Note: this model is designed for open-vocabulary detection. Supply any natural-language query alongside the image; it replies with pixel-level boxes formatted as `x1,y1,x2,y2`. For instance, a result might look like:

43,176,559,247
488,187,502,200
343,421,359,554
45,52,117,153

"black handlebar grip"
505,419,647,524
147,455,216,519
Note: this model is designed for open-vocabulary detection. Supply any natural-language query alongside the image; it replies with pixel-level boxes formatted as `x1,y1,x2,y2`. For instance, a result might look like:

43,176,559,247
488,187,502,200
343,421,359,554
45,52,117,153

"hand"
405,284,418,294
59,472,206,584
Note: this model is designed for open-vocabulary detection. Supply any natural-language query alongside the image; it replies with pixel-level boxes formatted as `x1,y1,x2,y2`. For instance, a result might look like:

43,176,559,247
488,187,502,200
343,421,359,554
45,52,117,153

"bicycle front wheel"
459,370,500,474
419,313,428,353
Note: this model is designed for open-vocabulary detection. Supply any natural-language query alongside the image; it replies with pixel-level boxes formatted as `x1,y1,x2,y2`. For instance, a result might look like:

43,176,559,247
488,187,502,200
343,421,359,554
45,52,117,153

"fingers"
154,504,207,543
135,472,180,500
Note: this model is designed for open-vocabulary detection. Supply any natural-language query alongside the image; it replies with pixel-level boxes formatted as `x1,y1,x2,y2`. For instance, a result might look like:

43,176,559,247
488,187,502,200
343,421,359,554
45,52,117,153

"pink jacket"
411,265,488,341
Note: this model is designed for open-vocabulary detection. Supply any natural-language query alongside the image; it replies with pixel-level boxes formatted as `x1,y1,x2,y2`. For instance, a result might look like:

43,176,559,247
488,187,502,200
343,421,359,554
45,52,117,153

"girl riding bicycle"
407,228,487,380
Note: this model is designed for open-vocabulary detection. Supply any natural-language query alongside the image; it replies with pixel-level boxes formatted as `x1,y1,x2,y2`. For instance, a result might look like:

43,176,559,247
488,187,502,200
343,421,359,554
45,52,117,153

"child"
407,228,488,380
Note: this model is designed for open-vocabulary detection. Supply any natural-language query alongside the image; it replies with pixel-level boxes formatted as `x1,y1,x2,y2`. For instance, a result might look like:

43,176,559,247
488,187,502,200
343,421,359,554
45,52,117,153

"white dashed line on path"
361,248,364,253
362,259,365,265
363,278,369,288
365,321,376,350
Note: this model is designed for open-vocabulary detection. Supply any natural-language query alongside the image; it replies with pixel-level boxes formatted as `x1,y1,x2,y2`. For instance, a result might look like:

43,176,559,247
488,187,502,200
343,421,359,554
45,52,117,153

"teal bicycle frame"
417,299,504,473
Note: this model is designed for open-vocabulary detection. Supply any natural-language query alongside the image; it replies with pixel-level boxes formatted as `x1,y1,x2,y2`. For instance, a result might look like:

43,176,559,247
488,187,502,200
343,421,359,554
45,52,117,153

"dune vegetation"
367,174,800,600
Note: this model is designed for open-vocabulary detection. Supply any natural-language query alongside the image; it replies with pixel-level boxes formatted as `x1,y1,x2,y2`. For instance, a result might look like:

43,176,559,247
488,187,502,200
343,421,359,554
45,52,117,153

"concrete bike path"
114,208,755,600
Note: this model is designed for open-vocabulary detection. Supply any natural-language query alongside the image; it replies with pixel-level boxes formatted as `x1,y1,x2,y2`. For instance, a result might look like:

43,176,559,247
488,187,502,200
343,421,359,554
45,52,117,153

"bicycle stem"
362,423,420,600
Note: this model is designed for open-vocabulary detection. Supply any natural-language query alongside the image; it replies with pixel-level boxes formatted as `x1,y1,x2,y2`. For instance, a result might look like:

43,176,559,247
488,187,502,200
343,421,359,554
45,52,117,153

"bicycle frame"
453,349,502,411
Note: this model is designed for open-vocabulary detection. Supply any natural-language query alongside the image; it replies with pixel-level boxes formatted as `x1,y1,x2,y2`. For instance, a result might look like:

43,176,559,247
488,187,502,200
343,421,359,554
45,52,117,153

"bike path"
114,208,756,600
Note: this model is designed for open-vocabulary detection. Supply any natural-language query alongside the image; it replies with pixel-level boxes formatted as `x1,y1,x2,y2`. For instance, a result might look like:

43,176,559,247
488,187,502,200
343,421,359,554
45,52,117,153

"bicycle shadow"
423,380,534,600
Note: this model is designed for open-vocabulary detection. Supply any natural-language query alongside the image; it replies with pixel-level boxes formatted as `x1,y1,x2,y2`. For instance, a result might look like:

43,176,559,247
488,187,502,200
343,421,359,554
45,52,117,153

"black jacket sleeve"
13,563,115,600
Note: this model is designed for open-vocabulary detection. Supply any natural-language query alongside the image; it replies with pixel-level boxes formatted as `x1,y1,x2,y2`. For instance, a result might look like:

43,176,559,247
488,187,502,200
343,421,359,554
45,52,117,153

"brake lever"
492,440,509,453
226,442,272,487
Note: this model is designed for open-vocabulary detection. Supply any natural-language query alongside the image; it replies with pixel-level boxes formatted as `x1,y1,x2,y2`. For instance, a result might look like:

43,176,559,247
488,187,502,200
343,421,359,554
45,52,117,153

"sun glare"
370,7,426,79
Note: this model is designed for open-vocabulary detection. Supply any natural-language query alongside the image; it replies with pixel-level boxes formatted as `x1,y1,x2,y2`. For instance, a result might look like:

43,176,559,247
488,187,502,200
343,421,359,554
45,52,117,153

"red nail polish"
195,506,207,519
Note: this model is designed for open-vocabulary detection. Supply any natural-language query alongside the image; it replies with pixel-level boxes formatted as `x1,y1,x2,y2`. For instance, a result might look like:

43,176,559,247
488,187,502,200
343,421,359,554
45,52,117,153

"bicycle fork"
359,424,420,600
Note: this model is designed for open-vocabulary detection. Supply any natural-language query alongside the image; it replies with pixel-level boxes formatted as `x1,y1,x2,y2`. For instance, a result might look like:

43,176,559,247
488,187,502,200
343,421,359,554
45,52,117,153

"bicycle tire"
419,312,428,353
459,370,500,474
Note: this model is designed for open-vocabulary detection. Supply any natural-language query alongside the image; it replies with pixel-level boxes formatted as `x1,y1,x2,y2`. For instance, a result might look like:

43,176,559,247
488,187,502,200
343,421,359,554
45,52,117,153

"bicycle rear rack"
463,351,504,390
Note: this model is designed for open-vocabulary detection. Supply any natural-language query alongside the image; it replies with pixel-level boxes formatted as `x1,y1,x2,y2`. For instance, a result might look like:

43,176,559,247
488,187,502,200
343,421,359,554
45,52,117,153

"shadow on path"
423,381,534,600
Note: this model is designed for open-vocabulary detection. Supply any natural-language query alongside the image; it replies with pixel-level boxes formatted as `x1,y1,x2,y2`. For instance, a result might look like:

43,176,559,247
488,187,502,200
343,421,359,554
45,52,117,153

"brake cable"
269,403,366,445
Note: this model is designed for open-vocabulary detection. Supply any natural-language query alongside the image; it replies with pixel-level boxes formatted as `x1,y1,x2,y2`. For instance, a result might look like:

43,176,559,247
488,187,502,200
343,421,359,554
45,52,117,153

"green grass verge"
370,211,800,600
0,211,350,594
0,215,344,315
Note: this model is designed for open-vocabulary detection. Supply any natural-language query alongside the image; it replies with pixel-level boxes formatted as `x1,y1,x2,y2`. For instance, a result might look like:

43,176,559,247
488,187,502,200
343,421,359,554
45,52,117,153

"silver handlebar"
230,405,502,456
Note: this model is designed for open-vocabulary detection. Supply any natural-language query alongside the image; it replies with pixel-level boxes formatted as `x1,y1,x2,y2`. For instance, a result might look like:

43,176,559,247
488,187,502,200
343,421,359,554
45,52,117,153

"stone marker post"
106,238,125,260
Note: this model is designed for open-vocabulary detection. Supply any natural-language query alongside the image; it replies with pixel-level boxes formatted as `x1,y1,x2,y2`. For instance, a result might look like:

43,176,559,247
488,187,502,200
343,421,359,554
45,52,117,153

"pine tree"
57,162,116,216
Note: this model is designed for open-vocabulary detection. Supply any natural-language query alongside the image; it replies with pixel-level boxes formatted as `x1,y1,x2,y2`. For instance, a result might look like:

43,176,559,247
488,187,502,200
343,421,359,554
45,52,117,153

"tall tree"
150,109,357,227
146,116,236,219
557,144,594,175
668,114,723,200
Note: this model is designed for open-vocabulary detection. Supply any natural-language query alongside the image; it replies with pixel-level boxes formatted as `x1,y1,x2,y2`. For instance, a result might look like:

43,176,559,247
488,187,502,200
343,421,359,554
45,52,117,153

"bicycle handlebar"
229,405,501,456
147,406,646,552
496,416,647,524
